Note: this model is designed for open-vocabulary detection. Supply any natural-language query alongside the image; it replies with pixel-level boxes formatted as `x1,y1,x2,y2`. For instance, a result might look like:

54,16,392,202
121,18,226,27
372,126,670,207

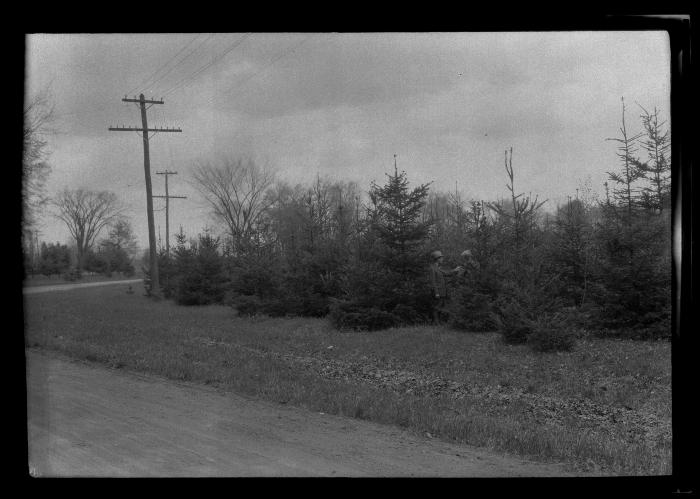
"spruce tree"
337,158,433,325
174,230,227,306
605,97,645,222
634,105,671,214
549,197,594,307
368,159,432,278
592,100,671,337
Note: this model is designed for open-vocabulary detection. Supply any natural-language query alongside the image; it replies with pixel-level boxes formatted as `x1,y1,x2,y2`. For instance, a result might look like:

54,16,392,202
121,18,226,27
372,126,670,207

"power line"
222,34,315,99
162,33,252,97
137,34,216,97
142,34,215,95
125,34,201,97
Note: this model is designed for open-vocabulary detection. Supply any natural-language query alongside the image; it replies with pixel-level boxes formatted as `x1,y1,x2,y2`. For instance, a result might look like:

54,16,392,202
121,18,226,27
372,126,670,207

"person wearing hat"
457,249,480,277
428,250,462,324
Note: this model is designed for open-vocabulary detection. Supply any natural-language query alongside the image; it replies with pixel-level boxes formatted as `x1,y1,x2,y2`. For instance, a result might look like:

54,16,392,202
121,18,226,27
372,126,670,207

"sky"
25,32,670,251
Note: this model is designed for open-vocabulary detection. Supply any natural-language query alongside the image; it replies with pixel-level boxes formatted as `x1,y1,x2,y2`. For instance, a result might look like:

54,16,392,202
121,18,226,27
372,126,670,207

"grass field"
23,282,672,475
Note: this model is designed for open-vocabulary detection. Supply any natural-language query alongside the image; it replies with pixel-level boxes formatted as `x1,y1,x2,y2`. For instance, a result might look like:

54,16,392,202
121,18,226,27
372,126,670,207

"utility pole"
154,170,186,257
109,94,181,297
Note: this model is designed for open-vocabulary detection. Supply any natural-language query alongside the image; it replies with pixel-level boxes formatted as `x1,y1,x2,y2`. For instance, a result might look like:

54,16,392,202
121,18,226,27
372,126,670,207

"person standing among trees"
454,248,481,308
428,250,462,324
456,249,480,278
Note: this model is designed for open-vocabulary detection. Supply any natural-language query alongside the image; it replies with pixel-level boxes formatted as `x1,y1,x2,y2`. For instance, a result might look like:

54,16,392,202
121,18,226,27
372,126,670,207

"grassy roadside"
23,273,142,288
23,282,671,475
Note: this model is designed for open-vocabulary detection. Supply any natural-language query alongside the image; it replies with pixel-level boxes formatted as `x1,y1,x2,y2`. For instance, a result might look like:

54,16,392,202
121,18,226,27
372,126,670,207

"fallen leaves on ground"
189,336,670,447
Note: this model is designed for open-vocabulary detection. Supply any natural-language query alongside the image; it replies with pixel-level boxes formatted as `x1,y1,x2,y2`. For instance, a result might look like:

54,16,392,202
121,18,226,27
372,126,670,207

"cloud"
27,32,671,246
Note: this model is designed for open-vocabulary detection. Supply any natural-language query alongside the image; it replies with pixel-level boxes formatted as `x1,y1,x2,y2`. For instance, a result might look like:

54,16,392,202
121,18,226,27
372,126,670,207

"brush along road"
26,349,573,477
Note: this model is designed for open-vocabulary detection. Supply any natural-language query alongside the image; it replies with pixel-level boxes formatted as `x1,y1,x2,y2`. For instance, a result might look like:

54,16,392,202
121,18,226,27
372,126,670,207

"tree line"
23,91,139,280
143,98,670,350
23,93,670,349
25,216,139,280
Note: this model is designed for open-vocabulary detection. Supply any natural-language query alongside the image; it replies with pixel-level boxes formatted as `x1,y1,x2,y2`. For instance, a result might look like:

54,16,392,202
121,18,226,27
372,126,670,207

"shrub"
493,300,534,344
557,305,592,329
328,300,400,331
447,268,501,331
122,263,135,277
265,290,330,318
391,303,426,326
526,313,577,352
590,307,671,340
63,269,82,282
172,233,228,306
298,293,331,317
447,280,498,332
233,295,262,317
260,298,292,317
228,258,281,300
231,292,330,319
590,212,671,337
175,273,227,305
157,253,176,298
38,242,71,277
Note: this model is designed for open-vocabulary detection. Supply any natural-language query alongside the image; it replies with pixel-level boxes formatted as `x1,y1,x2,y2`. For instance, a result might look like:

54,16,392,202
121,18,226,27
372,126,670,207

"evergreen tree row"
146,99,671,350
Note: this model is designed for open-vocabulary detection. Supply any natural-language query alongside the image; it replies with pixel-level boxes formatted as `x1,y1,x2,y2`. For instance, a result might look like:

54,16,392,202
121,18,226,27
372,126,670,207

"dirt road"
23,279,142,295
26,349,573,477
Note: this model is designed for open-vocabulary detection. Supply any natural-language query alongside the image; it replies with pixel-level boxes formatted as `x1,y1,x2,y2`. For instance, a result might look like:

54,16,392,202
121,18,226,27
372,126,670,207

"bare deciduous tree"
23,88,55,240
191,157,276,251
52,189,124,270
487,147,546,247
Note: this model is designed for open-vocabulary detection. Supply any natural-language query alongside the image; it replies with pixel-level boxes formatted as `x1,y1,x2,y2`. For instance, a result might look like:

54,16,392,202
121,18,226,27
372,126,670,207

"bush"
264,291,330,318
175,273,227,305
391,303,426,326
228,259,281,300
447,281,498,332
526,313,577,352
38,242,71,277
63,269,82,282
175,279,224,306
329,300,400,331
260,298,292,317
557,305,592,329
233,295,262,317
298,293,331,317
590,213,671,337
231,292,330,319
493,300,534,344
447,268,501,331
171,233,228,306
590,308,671,341
588,300,671,340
